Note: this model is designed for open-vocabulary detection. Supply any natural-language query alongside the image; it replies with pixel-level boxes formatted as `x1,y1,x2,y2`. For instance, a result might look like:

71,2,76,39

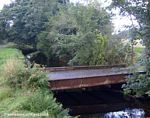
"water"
104,109,145,118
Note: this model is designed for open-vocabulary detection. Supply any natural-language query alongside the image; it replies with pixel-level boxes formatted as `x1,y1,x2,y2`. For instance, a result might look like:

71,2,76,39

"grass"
0,47,23,82
0,47,70,118
0,47,24,117
134,47,144,61
134,47,144,54
0,47,24,67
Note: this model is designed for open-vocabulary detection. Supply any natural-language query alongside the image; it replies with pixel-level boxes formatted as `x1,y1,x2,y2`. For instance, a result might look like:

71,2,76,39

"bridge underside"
47,66,150,116
53,84,150,116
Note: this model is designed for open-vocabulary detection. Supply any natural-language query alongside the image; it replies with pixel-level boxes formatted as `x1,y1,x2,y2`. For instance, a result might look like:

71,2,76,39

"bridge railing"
45,64,127,72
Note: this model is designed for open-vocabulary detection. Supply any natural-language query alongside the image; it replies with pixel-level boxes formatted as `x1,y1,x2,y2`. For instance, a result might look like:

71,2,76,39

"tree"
105,37,131,65
37,2,112,66
0,0,60,46
111,0,150,96
0,0,132,67
69,32,108,65
37,8,79,66
0,20,7,42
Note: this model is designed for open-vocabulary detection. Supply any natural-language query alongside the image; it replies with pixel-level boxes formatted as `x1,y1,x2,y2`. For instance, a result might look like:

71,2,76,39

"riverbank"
0,47,71,118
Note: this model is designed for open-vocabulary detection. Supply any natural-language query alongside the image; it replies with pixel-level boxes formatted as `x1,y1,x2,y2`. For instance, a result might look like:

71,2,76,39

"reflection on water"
104,109,145,118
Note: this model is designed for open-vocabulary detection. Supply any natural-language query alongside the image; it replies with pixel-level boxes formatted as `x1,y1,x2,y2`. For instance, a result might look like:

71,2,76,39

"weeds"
0,49,71,118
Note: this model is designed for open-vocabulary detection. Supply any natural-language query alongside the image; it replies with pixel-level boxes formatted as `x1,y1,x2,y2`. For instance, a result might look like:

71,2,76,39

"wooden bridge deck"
47,65,144,91
48,67,129,80
47,66,150,116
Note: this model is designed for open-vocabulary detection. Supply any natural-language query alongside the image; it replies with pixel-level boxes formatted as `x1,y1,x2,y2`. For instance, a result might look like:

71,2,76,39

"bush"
3,42,17,48
0,48,24,67
0,87,12,101
2,59,48,89
2,59,29,88
105,38,131,65
21,90,66,116
123,73,150,97
27,67,48,89
1,58,71,118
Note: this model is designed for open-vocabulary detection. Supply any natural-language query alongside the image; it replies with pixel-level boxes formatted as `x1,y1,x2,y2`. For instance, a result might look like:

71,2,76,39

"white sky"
0,0,135,33
0,0,12,9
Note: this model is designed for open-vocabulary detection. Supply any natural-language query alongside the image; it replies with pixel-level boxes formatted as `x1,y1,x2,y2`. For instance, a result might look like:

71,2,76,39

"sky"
0,0,12,9
0,0,134,33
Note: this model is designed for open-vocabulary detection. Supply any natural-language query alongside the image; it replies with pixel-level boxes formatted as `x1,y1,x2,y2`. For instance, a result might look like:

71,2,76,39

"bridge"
46,65,150,116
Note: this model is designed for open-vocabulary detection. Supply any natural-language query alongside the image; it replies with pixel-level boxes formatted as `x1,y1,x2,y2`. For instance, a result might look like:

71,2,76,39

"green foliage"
0,0,131,67
123,73,150,97
2,58,48,89
21,90,63,114
38,2,113,66
0,89,69,118
2,59,31,88
0,20,7,42
135,47,144,55
0,87,12,101
111,0,150,96
0,47,71,118
0,47,23,67
69,32,108,65
134,47,144,62
105,38,131,65
111,0,150,69
0,0,60,45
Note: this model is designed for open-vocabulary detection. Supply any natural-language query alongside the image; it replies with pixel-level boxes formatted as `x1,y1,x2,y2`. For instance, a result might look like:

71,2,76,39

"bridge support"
53,84,150,116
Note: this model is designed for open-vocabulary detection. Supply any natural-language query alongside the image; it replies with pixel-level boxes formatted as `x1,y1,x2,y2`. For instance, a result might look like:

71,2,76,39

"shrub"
27,67,48,89
3,42,17,48
2,59,29,88
21,89,67,117
3,59,48,89
0,87,12,101
105,38,131,65
1,58,71,118
123,73,150,97
0,48,24,67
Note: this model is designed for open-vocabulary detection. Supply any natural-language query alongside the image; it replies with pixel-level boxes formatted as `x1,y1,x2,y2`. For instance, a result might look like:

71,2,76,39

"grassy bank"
0,47,23,67
135,47,144,54
134,47,144,63
0,47,70,118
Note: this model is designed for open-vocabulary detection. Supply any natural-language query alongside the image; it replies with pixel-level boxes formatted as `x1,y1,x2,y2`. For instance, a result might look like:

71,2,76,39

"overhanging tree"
37,3,112,66
111,0,150,96
0,0,61,46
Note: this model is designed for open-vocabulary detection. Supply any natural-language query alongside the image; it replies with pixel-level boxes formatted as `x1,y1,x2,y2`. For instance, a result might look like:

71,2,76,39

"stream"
104,108,145,118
